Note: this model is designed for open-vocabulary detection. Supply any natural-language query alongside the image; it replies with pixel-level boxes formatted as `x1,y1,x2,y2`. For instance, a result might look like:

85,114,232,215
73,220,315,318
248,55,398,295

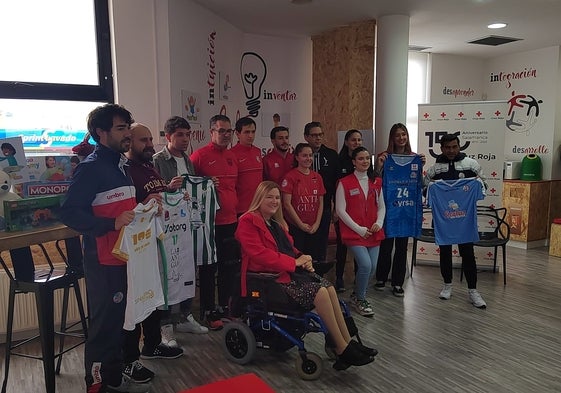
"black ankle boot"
357,341,378,357
337,340,375,367
332,359,351,371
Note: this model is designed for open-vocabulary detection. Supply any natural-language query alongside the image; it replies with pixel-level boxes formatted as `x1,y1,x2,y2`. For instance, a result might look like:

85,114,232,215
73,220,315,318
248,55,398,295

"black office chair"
464,206,510,285
410,207,435,278
1,236,88,393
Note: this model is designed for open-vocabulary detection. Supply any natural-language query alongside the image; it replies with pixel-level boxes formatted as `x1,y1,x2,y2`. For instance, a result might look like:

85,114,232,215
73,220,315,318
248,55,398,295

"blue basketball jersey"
382,154,423,238
427,178,485,245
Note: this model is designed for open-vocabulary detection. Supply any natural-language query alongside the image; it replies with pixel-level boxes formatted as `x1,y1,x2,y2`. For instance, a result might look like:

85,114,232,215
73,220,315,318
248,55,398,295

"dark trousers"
122,310,162,364
289,227,328,265
199,223,239,316
439,243,477,288
315,209,331,262
335,221,358,281
83,259,127,388
376,237,408,287
160,294,194,325
334,221,347,280
289,210,329,263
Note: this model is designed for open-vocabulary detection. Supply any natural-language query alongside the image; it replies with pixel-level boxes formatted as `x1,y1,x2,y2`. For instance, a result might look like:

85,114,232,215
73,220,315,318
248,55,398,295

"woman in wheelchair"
235,181,377,369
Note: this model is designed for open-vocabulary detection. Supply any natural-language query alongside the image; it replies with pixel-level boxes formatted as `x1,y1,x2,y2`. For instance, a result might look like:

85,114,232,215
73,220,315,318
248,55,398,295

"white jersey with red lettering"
112,199,165,330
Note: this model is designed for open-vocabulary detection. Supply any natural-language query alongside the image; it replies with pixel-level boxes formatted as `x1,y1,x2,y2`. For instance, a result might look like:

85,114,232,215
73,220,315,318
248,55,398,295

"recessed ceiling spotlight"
291,0,313,4
488,22,507,29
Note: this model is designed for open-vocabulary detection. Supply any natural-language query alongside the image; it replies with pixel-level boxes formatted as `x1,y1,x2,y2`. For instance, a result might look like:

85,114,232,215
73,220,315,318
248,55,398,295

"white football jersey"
161,191,196,305
113,199,165,330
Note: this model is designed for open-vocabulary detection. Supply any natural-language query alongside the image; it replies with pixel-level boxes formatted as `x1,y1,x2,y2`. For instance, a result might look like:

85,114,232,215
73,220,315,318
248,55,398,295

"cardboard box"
26,155,78,182
3,195,63,232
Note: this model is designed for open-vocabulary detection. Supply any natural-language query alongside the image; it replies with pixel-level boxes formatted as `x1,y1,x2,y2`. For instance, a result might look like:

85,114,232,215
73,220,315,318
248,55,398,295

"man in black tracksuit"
423,133,487,309
303,121,340,268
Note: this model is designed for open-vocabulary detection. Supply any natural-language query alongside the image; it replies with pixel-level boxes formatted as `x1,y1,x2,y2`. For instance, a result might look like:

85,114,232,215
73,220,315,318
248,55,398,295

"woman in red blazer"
235,181,377,370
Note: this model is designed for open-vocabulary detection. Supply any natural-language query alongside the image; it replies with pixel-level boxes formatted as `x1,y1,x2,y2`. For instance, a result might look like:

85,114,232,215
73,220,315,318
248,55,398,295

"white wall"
484,46,561,180
111,0,168,134
407,52,430,151
242,33,312,152
167,0,244,151
110,0,312,154
424,47,561,180
555,49,561,180
430,54,485,103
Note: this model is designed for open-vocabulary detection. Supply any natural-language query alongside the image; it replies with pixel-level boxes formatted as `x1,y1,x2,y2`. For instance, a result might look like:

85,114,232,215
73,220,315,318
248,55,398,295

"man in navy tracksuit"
61,104,149,393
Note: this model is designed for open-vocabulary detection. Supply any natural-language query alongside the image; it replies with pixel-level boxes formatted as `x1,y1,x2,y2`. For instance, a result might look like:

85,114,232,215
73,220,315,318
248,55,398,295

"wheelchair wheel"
222,322,256,365
295,352,323,380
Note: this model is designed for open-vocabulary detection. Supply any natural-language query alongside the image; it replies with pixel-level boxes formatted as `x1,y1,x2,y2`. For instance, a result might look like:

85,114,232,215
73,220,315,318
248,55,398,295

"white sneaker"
439,283,452,300
354,299,375,317
160,323,179,348
176,313,209,334
468,289,487,309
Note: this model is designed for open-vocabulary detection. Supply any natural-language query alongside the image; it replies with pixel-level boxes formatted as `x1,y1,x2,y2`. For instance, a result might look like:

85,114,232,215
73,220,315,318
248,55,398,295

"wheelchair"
221,270,364,380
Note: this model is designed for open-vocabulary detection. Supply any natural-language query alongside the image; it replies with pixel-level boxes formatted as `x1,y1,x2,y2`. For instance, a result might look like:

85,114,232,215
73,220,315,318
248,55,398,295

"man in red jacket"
190,114,239,329
263,126,293,186
231,116,263,215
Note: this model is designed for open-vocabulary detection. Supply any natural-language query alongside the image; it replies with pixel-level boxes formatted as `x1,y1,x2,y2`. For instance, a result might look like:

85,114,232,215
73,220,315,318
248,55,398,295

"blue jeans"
349,245,380,300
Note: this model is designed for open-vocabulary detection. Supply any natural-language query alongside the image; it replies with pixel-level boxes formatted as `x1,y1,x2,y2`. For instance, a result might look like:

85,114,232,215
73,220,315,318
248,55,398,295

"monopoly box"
2,195,63,232
20,181,71,197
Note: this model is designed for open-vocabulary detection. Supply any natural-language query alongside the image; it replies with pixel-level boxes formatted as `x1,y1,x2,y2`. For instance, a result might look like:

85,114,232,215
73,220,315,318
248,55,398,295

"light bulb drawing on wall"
240,52,267,117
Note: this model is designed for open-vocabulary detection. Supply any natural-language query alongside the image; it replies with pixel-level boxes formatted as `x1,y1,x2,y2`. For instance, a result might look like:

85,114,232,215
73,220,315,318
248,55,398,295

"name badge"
349,188,360,196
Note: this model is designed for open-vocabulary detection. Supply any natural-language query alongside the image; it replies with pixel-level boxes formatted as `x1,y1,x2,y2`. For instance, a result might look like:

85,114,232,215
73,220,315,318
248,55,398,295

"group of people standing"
60,103,488,393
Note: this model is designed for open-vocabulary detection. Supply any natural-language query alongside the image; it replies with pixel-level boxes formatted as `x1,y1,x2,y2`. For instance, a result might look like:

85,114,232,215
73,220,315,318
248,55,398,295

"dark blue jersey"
427,178,485,245
382,154,423,238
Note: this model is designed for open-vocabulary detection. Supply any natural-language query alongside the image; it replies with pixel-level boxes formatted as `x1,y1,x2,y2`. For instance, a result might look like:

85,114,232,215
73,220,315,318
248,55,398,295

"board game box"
2,195,63,232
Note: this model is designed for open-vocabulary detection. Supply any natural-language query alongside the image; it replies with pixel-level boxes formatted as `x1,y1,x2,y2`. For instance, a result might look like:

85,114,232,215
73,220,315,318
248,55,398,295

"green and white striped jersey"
181,175,219,266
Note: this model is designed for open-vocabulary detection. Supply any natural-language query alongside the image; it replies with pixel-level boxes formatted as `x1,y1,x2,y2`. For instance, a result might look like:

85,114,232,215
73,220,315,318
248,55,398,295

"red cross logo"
424,112,429,118
488,219,495,226
420,247,425,252
487,252,493,257
491,171,497,177
452,249,458,255
440,112,446,118
495,110,501,116
490,188,496,193
458,112,464,117
476,111,482,117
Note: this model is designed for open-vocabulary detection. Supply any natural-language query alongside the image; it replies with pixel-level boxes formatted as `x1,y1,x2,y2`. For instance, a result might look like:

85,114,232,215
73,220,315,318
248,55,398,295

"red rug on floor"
178,373,276,393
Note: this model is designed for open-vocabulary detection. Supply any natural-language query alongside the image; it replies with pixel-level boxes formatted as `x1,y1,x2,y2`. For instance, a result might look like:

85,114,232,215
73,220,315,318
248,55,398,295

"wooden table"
0,224,78,253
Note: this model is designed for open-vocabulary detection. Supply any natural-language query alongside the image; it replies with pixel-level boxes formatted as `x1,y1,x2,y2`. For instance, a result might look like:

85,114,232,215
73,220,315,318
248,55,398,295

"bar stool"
1,236,88,393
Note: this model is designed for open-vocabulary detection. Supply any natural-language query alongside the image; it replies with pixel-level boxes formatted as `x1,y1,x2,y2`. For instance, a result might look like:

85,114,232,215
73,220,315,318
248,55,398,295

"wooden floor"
2,245,561,393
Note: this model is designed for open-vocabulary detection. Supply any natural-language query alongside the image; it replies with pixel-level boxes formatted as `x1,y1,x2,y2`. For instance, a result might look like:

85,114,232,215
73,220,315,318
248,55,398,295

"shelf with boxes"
502,180,561,248
502,180,550,246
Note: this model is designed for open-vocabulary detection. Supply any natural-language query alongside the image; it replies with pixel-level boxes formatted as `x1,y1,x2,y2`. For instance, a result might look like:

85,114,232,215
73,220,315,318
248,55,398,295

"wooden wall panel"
312,20,375,150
